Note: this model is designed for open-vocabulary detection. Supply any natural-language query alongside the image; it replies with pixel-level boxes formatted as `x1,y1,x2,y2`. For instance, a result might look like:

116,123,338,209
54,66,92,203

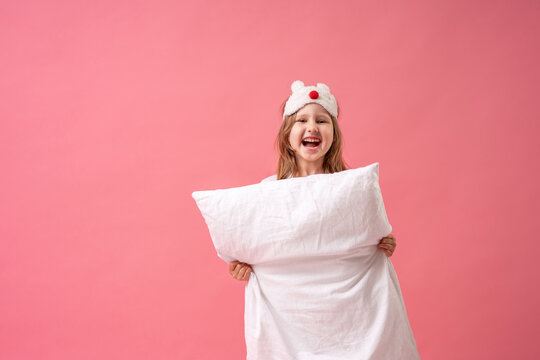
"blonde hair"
274,99,349,179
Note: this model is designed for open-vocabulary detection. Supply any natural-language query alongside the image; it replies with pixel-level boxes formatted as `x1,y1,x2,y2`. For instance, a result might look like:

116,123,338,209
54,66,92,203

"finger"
386,233,395,240
232,264,243,277
381,243,395,250
242,268,252,280
237,266,248,279
229,261,240,273
379,237,394,245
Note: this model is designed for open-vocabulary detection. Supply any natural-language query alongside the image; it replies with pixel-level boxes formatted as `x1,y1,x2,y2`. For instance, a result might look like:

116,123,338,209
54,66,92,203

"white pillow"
192,162,420,359
192,163,391,264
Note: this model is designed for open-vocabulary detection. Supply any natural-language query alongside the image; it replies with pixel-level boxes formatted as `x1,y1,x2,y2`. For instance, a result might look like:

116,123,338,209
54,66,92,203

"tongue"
304,141,319,147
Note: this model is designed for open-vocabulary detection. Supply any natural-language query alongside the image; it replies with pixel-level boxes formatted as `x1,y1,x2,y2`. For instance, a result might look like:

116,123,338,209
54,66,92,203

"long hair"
274,99,349,179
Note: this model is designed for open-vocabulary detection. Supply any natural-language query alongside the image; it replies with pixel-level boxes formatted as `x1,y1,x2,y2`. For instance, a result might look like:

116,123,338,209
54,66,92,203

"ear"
316,83,330,92
291,80,305,92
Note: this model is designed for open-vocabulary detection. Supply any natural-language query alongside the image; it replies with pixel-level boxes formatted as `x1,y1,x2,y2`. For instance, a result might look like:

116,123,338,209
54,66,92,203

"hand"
378,233,397,257
229,260,253,281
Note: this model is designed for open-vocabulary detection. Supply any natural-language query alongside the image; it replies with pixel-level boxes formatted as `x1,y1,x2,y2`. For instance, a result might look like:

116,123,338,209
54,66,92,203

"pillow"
191,162,420,359
192,162,391,264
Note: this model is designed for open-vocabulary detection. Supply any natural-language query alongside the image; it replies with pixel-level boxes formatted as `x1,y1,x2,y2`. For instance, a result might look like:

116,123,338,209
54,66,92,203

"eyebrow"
297,113,331,119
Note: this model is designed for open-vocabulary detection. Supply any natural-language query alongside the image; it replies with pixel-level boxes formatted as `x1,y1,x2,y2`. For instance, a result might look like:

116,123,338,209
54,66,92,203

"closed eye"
297,119,328,123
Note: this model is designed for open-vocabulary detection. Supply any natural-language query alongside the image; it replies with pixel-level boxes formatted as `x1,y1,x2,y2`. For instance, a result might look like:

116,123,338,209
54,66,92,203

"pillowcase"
192,162,391,264
191,162,420,359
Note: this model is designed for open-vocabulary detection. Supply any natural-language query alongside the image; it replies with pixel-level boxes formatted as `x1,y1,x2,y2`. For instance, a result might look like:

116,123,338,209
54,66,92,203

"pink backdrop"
1,0,539,359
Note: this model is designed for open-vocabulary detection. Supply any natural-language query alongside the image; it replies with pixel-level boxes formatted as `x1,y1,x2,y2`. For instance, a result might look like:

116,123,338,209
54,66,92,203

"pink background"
1,0,539,359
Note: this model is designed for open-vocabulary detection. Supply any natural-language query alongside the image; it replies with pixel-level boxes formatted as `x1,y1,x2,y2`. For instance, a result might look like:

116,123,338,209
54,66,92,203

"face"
288,103,334,171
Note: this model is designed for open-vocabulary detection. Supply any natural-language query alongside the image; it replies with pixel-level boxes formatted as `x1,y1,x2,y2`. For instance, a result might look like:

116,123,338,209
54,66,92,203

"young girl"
228,80,397,281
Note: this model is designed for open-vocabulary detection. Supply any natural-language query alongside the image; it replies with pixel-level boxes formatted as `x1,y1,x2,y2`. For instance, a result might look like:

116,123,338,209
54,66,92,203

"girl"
228,80,397,281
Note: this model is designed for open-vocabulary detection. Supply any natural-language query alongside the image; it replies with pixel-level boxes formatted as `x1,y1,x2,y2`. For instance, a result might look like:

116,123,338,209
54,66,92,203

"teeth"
303,138,320,142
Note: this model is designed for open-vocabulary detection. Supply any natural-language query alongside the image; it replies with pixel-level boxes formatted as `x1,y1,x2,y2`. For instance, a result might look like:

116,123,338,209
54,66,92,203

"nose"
306,119,319,132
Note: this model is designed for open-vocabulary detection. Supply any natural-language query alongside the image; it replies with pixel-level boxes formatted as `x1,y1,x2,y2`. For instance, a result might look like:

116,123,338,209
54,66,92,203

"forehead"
296,103,331,118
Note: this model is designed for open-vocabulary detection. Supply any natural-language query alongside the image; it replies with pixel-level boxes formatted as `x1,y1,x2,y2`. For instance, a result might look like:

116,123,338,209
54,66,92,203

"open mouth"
302,137,321,149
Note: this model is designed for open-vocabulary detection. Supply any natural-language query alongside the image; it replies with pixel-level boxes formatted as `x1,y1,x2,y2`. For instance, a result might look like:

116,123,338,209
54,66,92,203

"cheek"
289,126,300,142
288,132,295,144
288,133,297,149
324,128,334,145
